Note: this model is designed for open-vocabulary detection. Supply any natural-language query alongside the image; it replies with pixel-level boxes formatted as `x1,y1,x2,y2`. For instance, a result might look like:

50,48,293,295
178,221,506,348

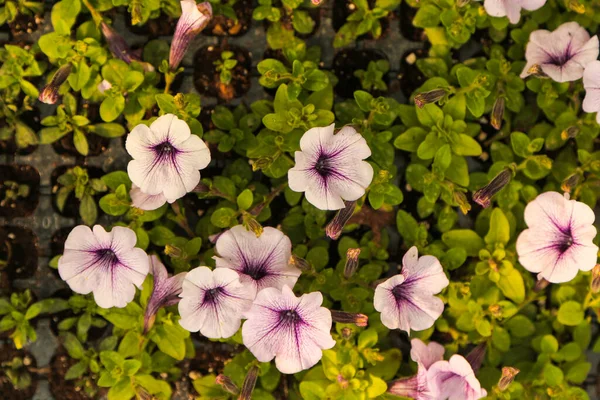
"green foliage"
55,166,107,225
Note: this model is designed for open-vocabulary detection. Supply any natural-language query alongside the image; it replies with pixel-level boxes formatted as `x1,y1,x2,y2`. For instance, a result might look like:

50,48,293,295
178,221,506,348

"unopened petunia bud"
491,96,505,130
290,254,311,271
239,365,259,400
591,264,600,293
465,343,486,373
498,367,519,391
343,248,361,278
414,89,447,108
534,277,550,292
169,1,213,70
325,201,356,240
561,172,581,193
561,126,580,140
39,64,73,104
216,374,239,395
472,168,513,208
330,310,368,327
101,22,137,65
165,244,183,258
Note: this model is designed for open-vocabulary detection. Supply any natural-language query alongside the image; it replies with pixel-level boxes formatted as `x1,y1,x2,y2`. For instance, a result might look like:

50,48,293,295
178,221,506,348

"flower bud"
472,168,513,208
243,216,263,237
489,304,502,319
491,96,505,130
591,264,600,293
465,343,486,373
330,310,368,327
169,1,213,70
39,64,73,104
526,64,548,78
343,248,361,279
165,244,183,258
101,22,137,64
290,254,311,271
325,201,356,240
498,367,519,391
567,0,585,13
239,365,259,400
341,327,353,339
534,277,550,292
251,157,273,171
561,172,581,193
414,89,447,108
453,191,471,214
561,126,579,140
216,375,239,395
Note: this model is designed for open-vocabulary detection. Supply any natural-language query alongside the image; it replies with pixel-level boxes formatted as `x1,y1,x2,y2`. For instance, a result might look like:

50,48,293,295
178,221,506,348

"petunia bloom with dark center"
582,60,600,123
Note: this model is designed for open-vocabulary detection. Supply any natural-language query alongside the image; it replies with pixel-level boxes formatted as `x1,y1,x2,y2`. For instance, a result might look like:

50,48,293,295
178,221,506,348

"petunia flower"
130,184,167,211
520,22,599,82
242,286,336,374
288,124,374,211
126,114,211,204
411,338,445,370
97,79,113,94
427,355,488,400
214,225,301,297
483,0,546,25
582,60,600,123
169,0,213,70
374,246,449,333
58,225,149,309
39,64,72,104
516,191,598,283
143,255,186,333
178,267,254,339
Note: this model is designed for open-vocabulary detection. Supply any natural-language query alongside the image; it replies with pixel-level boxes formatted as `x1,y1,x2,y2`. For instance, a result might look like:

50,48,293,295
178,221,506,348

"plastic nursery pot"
399,48,427,98
0,165,40,219
193,44,252,102
50,165,105,220
332,0,391,41
398,1,426,42
7,13,45,43
332,48,390,99
205,0,253,36
0,226,38,282
49,350,99,400
125,13,177,36
0,108,41,156
0,346,38,400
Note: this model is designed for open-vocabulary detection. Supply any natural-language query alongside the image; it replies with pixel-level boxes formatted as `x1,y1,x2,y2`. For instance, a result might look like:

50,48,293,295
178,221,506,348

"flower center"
558,236,574,254
279,309,301,324
95,248,119,266
153,141,178,158
391,285,406,302
203,287,223,304
243,264,268,281
314,154,333,177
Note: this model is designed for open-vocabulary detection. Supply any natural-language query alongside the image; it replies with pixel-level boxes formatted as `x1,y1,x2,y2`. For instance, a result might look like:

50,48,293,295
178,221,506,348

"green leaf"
210,208,237,228
100,94,125,122
354,91,373,112
416,104,443,127
543,364,564,387
237,189,253,211
557,301,584,326
73,129,89,156
452,134,482,156
62,332,85,359
91,123,126,138
413,4,441,28
65,360,88,380
79,194,97,226
485,208,510,245
394,127,427,152
566,362,591,384
358,329,378,350
442,230,484,256
497,267,525,303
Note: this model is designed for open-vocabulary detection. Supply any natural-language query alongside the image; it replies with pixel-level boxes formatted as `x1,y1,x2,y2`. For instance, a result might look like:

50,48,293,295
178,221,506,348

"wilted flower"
582,60,600,123
214,225,301,297
126,114,211,205
130,184,167,211
374,246,449,333
58,225,149,309
483,0,546,24
561,172,582,193
178,267,254,339
465,343,486,373
143,255,186,333
472,168,513,208
414,88,447,108
242,286,336,374
239,365,259,400
343,248,361,278
101,22,139,65
325,200,356,239
288,124,373,211
38,64,72,104
169,0,213,70
561,126,580,140
516,191,599,283
215,375,239,395
498,366,520,391
490,96,505,130
520,22,599,82
330,310,368,327
427,355,488,400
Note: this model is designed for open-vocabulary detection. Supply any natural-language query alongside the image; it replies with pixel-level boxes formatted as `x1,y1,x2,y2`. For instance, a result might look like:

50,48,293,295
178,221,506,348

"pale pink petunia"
97,79,113,94
582,60,600,124
242,286,336,374
483,0,546,24
427,355,487,400
520,22,599,82
58,225,149,309
178,267,254,339
169,0,212,70
288,124,374,211
516,191,598,283
214,225,301,298
143,255,186,332
130,184,167,211
411,338,445,370
374,247,449,334
126,114,211,204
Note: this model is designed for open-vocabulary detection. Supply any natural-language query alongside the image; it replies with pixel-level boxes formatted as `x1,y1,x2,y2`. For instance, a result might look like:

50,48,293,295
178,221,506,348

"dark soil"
332,48,390,98
193,44,251,102
49,351,96,400
0,165,40,218
125,14,177,36
50,166,104,219
186,338,240,375
265,7,321,39
8,14,44,42
0,346,38,400
399,48,427,98
398,1,425,42
0,226,38,281
206,0,253,36
332,0,391,41
0,108,42,156
52,102,109,157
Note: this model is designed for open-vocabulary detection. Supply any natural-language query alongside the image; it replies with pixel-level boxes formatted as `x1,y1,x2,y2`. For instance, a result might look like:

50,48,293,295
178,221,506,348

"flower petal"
410,338,445,370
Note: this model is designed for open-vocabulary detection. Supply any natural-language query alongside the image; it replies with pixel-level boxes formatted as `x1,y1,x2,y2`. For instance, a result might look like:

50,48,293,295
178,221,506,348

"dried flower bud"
534,277,550,292
101,22,137,64
472,168,513,208
325,201,356,240
164,244,183,258
343,248,361,279
453,191,471,214
341,327,353,340
591,264,600,293
567,0,585,13
251,157,273,171
243,216,263,237
414,89,447,108
38,64,73,104
216,375,239,395
290,254,311,271
491,96,505,130
498,367,520,391
465,343,486,373
561,172,581,193
561,126,580,140
169,1,213,70
239,365,259,400
527,64,548,78
489,304,502,319
330,310,368,327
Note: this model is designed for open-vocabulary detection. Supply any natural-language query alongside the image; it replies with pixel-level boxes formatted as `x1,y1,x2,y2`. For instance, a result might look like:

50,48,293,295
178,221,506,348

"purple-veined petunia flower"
288,124,374,211
242,285,336,374
143,255,186,333
411,338,445,370
58,225,149,309
130,184,167,211
582,60,600,123
427,355,487,400
214,225,301,297
178,266,253,339
126,114,211,204
169,0,212,70
516,191,598,283
520,22,599,82
483,0,545,24
374,246,449,333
